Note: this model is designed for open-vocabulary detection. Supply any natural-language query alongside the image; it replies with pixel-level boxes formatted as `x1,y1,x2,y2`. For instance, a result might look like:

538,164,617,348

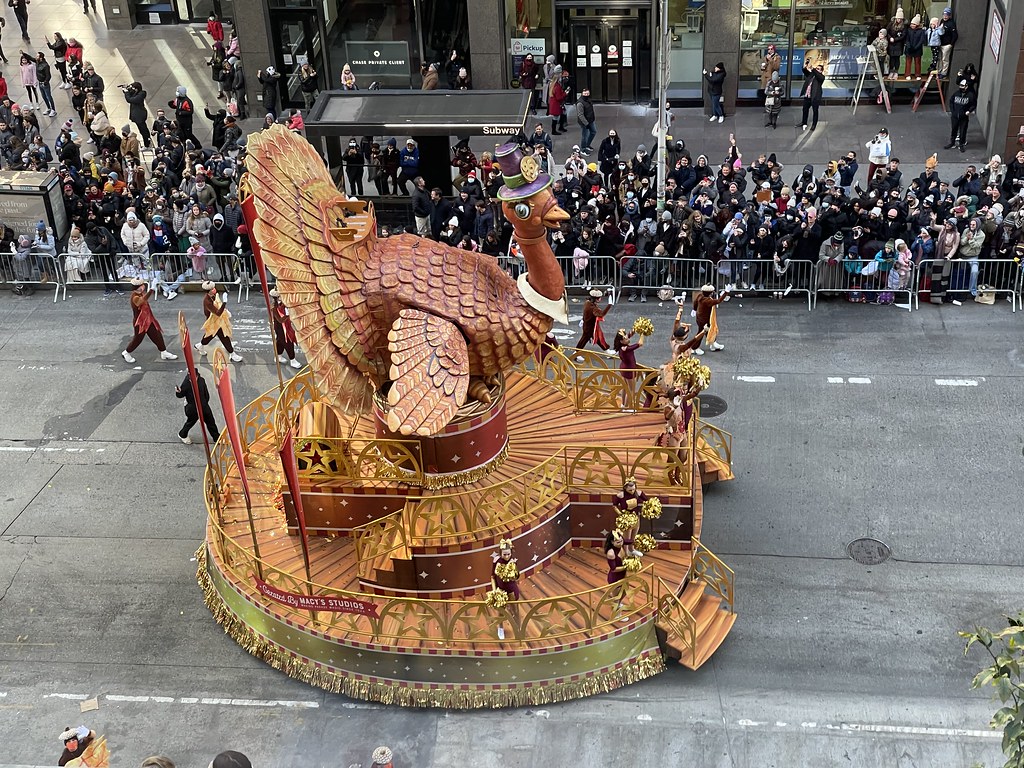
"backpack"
877,291,895,305
848,285,866,303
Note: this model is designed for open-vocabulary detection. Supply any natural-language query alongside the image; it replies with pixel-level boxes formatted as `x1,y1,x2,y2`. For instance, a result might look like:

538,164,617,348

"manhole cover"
847,537,891,565
698,394,728,418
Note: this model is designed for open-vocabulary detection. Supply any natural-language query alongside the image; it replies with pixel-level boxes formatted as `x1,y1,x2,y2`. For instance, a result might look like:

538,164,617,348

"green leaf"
997,676,1014,703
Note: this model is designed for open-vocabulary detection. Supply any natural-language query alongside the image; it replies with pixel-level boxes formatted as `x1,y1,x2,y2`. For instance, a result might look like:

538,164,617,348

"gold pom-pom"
632,317,655,337
494,560,519,582
634,533,658,553
485,588,509,609
615,511,639,531
672,356,712,392
623,556,643,573
640,497,663,519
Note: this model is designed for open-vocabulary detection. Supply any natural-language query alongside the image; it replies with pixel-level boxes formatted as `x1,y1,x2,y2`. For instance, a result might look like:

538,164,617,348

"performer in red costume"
195,281,243,362
491,538,520,640
576,288,611,356
269,288,301,369
121,278,178,364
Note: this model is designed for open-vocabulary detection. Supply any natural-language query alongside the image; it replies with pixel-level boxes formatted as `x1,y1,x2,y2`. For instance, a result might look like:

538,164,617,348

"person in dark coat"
121,81,151,147
428,187,454,241
168,84,200,148
797,60,825,132
945,78,976,152
257,65,281,119
176,368,220,444
703,62,726,122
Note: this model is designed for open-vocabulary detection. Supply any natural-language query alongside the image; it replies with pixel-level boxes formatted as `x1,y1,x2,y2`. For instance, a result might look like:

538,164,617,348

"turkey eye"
514,203,531,219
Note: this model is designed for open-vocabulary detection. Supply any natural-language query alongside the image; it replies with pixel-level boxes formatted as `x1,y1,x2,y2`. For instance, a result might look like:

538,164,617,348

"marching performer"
605,528,628,612
693,283,728,352
195,281,243,362
269,288,301,369
670,301,707,359
491,538,520,641
58,726,96,767
121,278,178,364
576,287,611,356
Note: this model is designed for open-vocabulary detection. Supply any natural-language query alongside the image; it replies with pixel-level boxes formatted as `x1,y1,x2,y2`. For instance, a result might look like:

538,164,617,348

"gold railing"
563,443,692,493
690,537,735,613
208,479,661,647
405,454,565,542
294,436,424,484
656,577,697,659
237,391,279,453
273,368,320,448
518,348,662,413
695,419,732,469
352,511,409,578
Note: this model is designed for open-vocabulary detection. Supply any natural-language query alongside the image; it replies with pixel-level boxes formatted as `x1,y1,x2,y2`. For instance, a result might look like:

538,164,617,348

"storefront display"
739,0,870,100
667,0,705,100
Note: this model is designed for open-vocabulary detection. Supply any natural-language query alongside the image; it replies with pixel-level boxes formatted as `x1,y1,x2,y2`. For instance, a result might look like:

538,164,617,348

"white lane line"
827,377,845,383
735,375,776,383
735,719,1000,739
847,377,872,384
935,378,979,386
0,447,34,452
43,693,88,700
34,692,318,708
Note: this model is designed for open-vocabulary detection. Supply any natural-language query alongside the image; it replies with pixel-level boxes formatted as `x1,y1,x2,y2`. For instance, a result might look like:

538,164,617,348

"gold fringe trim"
196,545,666,709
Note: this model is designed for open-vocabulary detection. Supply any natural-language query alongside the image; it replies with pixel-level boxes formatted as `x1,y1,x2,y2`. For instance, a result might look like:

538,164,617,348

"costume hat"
495,142,552,201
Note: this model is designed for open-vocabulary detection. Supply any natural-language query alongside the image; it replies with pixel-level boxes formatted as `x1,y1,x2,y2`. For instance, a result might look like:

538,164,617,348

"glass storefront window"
739,0,870,100
738,0,791,99
506,0,553,90
325,0,422,88
666,0,705,100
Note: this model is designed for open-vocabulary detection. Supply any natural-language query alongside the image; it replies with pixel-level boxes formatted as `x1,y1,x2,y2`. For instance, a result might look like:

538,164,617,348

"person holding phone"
797,59,825,132
703,62,726,123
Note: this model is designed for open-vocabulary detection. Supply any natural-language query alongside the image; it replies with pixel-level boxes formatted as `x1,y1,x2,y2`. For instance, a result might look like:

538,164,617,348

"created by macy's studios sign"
344,41,410,78
255,577,380,616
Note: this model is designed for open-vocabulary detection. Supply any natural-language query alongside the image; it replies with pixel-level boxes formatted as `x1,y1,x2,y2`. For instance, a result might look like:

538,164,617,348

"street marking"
827,377,845,383
43,693,88,700
33,692,318,708
636,713,653,722
935,378,978,386
735,719,1001,740
735,375,775,383
847,377,872,384
0,447,34,452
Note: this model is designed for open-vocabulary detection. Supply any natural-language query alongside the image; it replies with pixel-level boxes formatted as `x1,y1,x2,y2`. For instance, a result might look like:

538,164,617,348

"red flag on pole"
279,429,313,584
212,354,253,512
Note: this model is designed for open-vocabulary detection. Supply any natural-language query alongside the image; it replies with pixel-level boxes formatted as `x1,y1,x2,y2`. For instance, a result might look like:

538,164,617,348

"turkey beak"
541,198,570,230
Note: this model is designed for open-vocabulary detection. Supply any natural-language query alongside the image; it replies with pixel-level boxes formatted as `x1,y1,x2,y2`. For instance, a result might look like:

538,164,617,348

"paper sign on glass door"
590,53,602,66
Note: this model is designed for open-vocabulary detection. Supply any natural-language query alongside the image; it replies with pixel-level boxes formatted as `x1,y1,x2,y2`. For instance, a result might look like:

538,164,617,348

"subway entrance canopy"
303,90,533,197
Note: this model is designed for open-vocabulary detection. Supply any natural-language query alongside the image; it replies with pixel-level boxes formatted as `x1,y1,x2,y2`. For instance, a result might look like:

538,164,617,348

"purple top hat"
495,142,552,201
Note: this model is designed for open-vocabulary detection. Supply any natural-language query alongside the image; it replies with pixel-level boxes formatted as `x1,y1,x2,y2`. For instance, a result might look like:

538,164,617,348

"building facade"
101,0,1023,157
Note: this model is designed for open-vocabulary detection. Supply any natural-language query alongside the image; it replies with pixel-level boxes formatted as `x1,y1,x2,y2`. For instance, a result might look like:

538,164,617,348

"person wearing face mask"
344,138,364,196
547,65,567,135
629,144,653,179
945,78,976,153
597,129,620,186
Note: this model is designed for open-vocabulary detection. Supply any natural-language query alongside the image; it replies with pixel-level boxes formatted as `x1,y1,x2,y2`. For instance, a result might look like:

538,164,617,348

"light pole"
655,0,671,212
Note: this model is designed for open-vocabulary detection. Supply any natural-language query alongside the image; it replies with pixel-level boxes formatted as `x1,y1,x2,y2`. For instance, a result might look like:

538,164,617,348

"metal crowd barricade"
914,257,1023,312
556,253,617,302
621,256,715,303
54,251,247,301
811,255,914,309
714,258,815,311
0,251,67,302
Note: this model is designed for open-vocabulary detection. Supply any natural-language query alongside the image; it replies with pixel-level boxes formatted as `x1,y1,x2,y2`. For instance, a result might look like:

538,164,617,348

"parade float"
195,125,737,708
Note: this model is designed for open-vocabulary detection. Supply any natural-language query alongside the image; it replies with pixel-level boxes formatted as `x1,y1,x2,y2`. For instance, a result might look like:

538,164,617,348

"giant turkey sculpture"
243,125,569,436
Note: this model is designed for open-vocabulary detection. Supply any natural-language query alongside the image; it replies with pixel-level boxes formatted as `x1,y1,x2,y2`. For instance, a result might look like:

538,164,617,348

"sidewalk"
1,0,983,188
1,4,252,146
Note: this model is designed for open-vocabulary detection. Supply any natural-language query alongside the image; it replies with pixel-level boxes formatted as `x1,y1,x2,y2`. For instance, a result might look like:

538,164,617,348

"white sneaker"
180,435,193,444
166,291,178,301
194,343,207,356
121,350,135,363
717,116,724,123
160,350,177,360
229,352,243,362
708,115,716,122
289,359,301,369
277,354,289,363
711,342,725,351
693,347,704,356
497,627,505,640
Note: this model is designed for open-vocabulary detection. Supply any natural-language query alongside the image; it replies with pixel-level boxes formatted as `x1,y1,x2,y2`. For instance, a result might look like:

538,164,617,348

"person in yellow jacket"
195,280,243,361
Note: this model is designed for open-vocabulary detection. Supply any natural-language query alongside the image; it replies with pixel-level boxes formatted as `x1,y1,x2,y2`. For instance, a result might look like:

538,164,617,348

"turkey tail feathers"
244,124,375,415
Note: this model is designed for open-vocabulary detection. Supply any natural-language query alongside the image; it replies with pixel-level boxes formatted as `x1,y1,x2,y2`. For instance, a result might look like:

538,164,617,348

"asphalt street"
0,288,1021,767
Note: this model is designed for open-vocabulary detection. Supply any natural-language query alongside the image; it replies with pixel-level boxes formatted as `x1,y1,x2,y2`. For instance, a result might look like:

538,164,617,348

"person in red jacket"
121,278,178,363
207,14,224,43
547,65,567,135
0,71,7,101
